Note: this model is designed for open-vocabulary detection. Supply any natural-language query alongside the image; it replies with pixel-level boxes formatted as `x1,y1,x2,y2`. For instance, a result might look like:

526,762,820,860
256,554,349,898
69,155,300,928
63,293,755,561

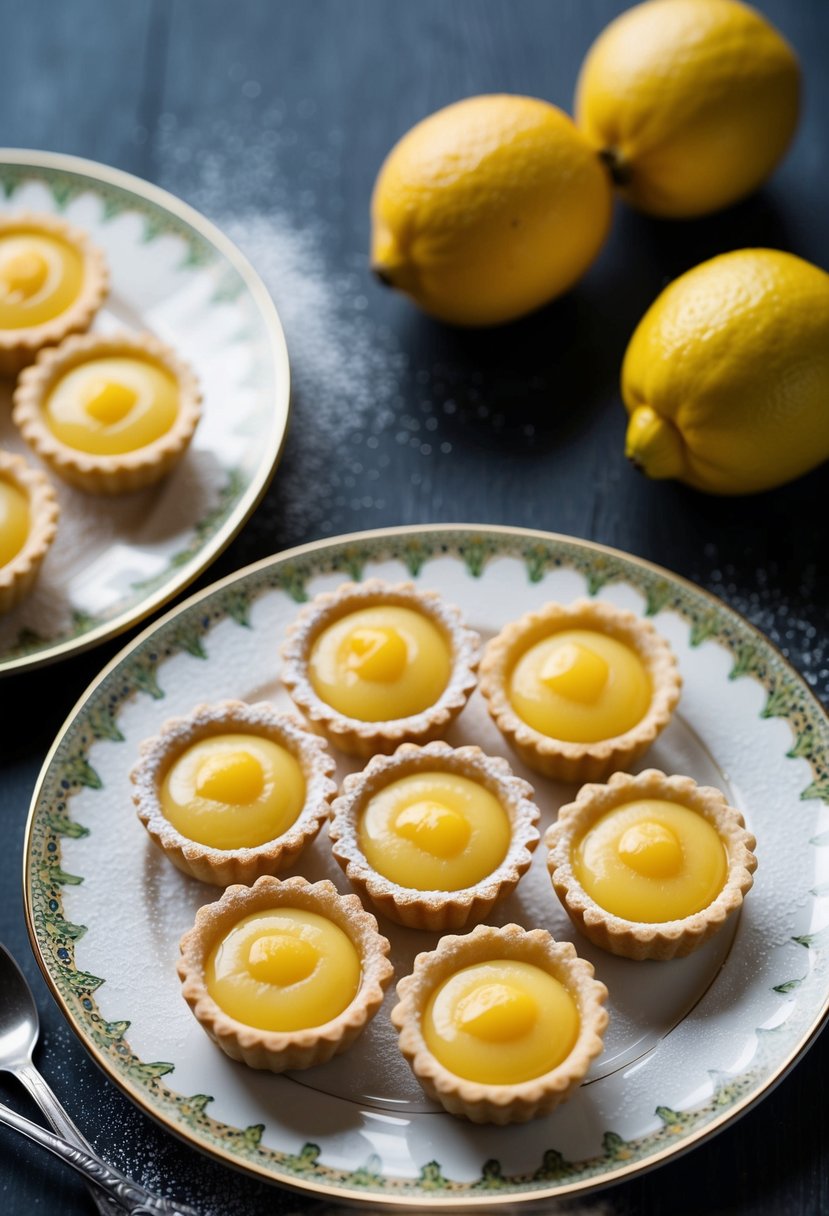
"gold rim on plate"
21,523,829,1208
0,148,291,677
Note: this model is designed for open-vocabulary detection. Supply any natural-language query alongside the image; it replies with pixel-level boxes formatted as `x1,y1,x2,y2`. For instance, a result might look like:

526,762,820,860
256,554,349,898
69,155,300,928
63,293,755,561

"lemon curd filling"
42,356,180,456
206,908,361,1032
358,770,511,890
508,628,651,743
423,959,579,1084
0,477,30,569
308,605,452,721
572,798,728,922
0,231,84,330
160,733,306,850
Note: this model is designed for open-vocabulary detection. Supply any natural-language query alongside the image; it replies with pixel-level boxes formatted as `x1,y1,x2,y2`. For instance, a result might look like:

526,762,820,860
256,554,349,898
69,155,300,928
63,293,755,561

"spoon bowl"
0,943,124,1214
0,942,197,1214
0,945,40,1067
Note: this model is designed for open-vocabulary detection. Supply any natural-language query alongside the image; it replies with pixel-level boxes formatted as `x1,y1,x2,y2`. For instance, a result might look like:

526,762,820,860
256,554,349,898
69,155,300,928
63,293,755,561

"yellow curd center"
358,770,511,891
508,629,651,743
308,605,452,721
423,959,579,1084
572,798,728,923
160,733,306,850
0,477,30,569
0,231,83,329
206,908,361,1032
43,356,180,456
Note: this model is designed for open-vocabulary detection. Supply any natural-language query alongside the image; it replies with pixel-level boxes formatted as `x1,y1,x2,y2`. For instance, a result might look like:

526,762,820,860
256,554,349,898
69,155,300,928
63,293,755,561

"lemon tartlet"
546,769,757,960
329,741,540,930
131,701,337,886
178,875,394,1071
0,450,59,614
0,212,109,375
480,599,682,781
391,923,608,1123
13,330,201,493
281,579,480,756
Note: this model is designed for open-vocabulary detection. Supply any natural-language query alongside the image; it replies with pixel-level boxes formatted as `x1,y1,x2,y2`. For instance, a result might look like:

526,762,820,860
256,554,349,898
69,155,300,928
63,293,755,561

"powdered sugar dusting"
329,740,540,910
157,118,407,540
281,580,481,747
693,547,829,705
52,544,821,1204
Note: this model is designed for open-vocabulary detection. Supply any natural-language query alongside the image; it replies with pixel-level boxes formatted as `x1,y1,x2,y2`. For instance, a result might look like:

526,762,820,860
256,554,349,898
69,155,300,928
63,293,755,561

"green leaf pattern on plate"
25,529,829,1198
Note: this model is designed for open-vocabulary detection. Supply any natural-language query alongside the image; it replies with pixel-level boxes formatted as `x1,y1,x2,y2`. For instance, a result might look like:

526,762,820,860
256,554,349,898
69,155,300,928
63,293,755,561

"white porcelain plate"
24,525,829,1208
0,150,290,676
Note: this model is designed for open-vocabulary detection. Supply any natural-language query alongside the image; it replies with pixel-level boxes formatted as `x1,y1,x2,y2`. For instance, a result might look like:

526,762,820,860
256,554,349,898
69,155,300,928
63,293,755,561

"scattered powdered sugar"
19,92,823,1216
131,699,336,855
329,740,540,910
157,117,407,543
692,548,828,705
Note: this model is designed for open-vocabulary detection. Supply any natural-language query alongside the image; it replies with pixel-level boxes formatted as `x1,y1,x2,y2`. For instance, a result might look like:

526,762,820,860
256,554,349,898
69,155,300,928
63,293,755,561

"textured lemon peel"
625,405,686,480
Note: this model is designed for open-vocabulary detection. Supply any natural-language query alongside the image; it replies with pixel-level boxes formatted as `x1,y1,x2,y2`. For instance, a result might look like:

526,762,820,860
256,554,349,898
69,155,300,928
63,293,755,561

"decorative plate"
24,525,829,1208
0,150,290,676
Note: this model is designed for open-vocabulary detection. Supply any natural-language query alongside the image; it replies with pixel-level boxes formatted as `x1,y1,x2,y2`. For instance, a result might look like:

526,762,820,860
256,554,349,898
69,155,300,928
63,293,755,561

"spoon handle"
16,1060,124,1216
0,1098,199,1216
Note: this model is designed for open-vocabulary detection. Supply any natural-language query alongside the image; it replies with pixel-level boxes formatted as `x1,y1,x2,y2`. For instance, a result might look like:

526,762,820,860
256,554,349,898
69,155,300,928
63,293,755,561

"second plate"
0,149,290,676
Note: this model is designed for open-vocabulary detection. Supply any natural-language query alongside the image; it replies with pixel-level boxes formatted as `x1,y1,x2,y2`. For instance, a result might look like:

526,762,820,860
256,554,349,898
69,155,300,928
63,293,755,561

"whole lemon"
370,95,613,326
575,0,800,218
623,249,829,495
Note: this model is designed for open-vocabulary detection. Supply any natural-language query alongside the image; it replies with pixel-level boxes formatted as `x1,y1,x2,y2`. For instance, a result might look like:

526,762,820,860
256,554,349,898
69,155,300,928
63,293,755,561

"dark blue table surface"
1,2,828,1213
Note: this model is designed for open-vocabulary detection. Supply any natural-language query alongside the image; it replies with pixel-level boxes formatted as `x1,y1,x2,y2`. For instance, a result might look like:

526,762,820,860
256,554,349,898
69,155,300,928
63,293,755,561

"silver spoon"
0,943,122,1214
0,943,196,1215
0,1097,199,1214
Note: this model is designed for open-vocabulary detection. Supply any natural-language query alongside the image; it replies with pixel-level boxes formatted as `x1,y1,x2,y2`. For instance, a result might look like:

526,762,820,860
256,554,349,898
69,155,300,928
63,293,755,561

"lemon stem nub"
625,405,686,481
598,147,631,187
370,228,416,292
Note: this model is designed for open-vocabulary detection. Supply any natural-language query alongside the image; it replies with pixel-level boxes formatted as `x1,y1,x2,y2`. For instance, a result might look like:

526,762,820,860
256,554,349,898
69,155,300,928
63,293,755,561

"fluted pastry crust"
546,768,758,960
0,449,59,613
479,598,682,781
391,922,608,1124
0,212,109,375
329,740,540,930
13,330,201,493
178,875,394,1071
131,700,336,886
281,579,480,756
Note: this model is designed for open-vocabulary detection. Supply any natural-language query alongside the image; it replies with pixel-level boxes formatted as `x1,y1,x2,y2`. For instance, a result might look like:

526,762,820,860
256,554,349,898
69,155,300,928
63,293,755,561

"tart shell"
0,450,59,614
479,598,682,782
280,579,480,757
0,212,109,376
13,329,202,494
178,875,394,1072
391,922,608,1124
546,768,758,961
131,700,337,886
329,740,540,930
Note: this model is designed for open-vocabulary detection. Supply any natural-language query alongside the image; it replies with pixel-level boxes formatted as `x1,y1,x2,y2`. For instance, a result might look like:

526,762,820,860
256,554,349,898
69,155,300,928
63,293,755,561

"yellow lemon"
370,94,613,326
622,249,829,495
575,0,800,218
